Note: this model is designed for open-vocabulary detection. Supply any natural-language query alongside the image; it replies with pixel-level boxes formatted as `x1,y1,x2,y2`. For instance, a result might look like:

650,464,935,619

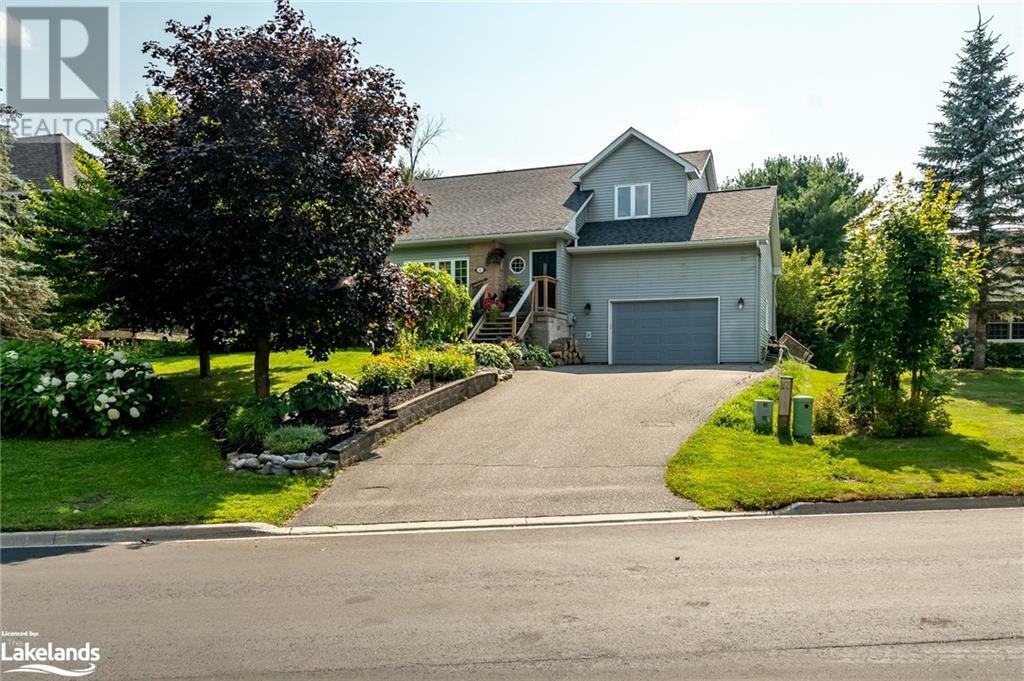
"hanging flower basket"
485,247,506,265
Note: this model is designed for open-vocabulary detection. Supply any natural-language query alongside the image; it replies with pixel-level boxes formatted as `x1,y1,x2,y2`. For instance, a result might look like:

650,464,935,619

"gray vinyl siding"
687,173,709,212
555,239,571,313
581,137,688,222
757,241,774,352
390,246,469,267
570,247,760,364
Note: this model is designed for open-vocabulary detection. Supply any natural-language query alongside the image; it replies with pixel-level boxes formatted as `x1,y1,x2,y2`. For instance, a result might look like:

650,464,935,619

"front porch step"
473,318,515,342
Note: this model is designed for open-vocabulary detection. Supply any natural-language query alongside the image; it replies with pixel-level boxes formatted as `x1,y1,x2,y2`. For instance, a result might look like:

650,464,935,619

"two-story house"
391,128,781,365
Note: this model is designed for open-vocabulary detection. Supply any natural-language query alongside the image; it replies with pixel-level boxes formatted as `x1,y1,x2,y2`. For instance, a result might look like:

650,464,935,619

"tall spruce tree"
918,13,1024,369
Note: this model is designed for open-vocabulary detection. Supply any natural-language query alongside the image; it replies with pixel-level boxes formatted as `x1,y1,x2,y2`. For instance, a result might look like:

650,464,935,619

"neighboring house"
974,243,1024,344
9,133,81,190
391,127,781,365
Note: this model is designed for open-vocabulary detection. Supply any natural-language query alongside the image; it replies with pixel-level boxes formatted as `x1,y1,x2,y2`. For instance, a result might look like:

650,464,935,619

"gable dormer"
571,128,714,223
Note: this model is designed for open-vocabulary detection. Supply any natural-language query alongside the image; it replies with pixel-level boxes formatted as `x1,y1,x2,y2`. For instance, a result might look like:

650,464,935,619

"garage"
610,299,719,365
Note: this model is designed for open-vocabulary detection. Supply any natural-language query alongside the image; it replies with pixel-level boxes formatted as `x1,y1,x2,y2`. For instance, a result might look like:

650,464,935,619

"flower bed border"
326,370,500,468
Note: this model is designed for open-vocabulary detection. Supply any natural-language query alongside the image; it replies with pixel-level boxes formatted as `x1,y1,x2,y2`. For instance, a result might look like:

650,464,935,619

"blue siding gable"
580,137,689,222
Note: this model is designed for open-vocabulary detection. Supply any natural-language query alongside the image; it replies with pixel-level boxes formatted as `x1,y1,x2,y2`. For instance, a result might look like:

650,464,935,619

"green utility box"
793,395,814,437
754,400,774,433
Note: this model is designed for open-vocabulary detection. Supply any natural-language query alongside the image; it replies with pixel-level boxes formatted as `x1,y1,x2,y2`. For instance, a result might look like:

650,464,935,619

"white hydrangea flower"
105,372,113,380
125,388,134,394
146,393,153,401
145,371,155,379
4,350,18,360
54,395,64,403
51,408,59,417
129,407,141,418
143,362,153,369
50,377,61,386
107,408,120,420
106,359,116,367
81,373,92,382
66,382,77,390
61,412,68,418
112,351,126,362
65,372,79,383
94,404,103,412
34,384,45,393
112,369,125,379
97,393,109,403
41,375,52,386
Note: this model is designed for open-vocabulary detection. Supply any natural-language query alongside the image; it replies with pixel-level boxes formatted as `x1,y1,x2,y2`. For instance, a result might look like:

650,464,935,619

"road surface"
2,508,1022,679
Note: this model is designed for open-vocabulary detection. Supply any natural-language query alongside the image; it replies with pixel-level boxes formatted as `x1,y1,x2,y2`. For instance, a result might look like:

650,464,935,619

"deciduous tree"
100,1,427,396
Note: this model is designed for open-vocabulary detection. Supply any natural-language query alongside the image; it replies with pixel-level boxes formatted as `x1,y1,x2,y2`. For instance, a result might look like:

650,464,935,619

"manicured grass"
0,349,371,531
665,364,1024,510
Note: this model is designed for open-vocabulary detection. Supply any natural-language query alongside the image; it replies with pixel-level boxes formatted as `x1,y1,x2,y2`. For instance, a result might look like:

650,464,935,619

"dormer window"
614,183,651,219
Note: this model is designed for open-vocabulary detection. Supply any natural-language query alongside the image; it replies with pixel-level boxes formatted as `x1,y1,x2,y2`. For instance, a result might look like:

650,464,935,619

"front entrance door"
531,250,557,278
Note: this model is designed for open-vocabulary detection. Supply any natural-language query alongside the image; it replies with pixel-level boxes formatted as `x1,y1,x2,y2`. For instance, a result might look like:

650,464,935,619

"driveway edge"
3,496,1021,549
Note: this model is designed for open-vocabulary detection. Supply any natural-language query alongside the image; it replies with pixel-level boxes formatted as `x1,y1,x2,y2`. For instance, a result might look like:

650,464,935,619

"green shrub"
988,343,1024,369
814,386,852,435
285,369,357,414
0,340,168,437
225,396,289,450
410,349,476,381
204,403,235,439
871,394,951,438
402,262,472,343
264,424,327,455
120,339,197,359
500,340,524,365
464,342,512,370
518,342,555,368
358,355,414,395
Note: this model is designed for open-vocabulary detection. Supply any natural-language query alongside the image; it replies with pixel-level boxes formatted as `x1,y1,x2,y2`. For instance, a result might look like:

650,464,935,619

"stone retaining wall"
327,370,500,468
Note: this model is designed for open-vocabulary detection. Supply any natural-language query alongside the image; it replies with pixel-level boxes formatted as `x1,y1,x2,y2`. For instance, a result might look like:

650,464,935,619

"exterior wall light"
584,302,592,315
738,298,745,310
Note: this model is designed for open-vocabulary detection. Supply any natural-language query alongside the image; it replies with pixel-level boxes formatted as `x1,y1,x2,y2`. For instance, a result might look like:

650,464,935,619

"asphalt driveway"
292,365,765,526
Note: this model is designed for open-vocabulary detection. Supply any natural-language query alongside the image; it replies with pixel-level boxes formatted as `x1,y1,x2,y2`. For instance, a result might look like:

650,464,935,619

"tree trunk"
972,305,987,370
254,335,271,397
199,343,211,378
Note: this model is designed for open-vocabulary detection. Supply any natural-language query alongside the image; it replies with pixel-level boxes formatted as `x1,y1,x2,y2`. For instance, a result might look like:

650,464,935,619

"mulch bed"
297,377,456,448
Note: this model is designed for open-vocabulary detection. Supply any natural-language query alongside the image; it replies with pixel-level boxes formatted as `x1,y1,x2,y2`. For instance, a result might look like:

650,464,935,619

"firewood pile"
548,337,583,365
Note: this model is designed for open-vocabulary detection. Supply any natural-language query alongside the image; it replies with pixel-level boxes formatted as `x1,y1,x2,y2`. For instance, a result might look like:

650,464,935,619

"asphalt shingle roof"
575,186,777,247
401,149,712,243
9,134,79,189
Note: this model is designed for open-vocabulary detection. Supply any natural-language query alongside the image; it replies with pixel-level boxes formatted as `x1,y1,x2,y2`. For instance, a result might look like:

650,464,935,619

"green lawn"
0,349,371,531
666,365,1024,510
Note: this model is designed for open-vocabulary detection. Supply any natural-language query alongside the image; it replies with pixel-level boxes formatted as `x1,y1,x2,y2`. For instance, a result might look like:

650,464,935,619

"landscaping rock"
260,463,274,475
288,453,307,461
240,457,261,470
258,453,273,464
270,466,289,476
283,459,310,470
269,455,286,465
319,468,333,477
307,454,324,467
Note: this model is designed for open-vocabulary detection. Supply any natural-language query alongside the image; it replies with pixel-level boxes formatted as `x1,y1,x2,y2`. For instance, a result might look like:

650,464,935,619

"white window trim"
613,183,652,220
508,256,527,275
412,258,470,289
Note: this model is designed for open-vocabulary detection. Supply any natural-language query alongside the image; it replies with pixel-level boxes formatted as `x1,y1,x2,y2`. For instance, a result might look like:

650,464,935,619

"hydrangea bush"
1,341,168,437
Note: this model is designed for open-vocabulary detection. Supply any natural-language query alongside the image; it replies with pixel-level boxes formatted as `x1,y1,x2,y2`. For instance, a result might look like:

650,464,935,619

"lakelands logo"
1,639,100,677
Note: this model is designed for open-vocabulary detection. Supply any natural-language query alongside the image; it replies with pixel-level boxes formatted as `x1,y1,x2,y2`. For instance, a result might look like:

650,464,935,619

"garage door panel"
611,299,718,365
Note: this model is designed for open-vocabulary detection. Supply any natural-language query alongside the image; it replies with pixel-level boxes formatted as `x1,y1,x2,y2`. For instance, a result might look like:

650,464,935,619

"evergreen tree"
0,104,56,338
918,13,1024,369
726,155,877,262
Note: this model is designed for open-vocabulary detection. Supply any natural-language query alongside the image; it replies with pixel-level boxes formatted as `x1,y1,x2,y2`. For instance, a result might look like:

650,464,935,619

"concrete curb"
3,496,1020,549
775,494,1024,515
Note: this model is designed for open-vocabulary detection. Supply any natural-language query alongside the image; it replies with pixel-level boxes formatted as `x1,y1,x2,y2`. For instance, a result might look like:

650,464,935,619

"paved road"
295,365,763,525
2,509,1021,679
